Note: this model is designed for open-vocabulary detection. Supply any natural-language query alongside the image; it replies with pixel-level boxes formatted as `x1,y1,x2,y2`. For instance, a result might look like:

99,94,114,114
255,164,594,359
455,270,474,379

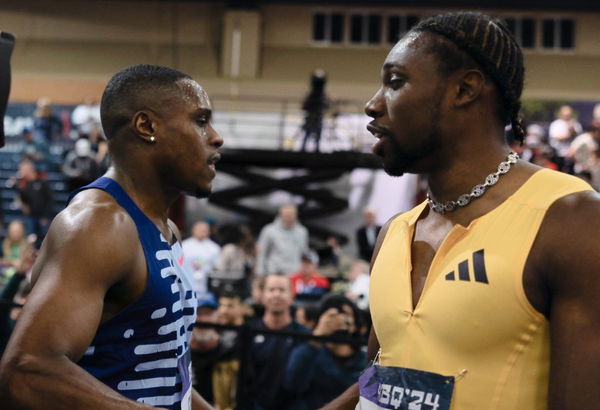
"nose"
364,87,384,119
208,125,224,149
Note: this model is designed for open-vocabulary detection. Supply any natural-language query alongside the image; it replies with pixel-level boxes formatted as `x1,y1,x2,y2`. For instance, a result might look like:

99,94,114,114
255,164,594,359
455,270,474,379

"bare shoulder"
533,189,600,288
31,189,140,286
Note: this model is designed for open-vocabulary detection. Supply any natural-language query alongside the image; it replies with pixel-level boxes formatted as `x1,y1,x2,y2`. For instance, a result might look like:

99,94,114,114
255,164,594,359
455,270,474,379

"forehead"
265,276,290,289
383,32,437,73
173,78,211,111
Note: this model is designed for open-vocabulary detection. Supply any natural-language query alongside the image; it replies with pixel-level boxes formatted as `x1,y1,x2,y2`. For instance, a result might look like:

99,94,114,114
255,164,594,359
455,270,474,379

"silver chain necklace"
426,152,519,214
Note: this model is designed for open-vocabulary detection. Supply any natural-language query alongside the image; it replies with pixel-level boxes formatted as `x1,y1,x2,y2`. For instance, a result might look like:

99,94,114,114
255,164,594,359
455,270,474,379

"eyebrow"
195,108,212,117
383,62,407,70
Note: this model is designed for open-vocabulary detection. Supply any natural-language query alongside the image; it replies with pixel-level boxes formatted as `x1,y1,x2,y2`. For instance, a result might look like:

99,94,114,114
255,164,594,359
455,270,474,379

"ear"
131,110,158,143
453,69,486,109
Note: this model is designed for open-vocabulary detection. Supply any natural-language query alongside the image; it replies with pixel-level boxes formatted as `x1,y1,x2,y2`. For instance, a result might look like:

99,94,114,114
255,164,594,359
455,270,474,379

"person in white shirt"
569,119,600,174
549,105,582,158
71,96,101,136
182,221,221,293
345,259,370,311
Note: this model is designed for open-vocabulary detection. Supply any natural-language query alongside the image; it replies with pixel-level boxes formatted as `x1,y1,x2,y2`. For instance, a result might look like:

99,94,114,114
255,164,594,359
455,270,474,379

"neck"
263,310,292,329
426,128,509,204
105,164,178,225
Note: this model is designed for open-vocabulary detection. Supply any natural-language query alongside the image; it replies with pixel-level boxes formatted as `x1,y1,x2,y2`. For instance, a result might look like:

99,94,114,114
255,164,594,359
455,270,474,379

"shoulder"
291,321,310,334
533,190,600,284
539,189,600,241
32,189,139,285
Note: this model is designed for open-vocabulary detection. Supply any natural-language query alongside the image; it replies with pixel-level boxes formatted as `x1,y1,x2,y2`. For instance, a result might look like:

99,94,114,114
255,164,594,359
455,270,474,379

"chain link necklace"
426,152,519,214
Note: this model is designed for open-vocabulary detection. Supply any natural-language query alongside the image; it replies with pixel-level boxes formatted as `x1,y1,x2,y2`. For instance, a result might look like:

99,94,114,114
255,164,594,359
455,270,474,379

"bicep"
7,207,138,363
537,192,600,408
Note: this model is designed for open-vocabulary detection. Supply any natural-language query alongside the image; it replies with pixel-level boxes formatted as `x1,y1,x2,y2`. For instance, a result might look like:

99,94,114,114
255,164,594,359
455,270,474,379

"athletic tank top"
69,177,197,410
370,169,593,410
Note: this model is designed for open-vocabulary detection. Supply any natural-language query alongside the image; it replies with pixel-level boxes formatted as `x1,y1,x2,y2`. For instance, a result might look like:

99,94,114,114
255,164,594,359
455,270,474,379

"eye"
196,118,209,126
388,75,406,90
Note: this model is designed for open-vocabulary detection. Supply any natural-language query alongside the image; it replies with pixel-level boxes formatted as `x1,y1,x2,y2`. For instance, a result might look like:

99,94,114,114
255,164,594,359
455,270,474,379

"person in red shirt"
290,251,330,303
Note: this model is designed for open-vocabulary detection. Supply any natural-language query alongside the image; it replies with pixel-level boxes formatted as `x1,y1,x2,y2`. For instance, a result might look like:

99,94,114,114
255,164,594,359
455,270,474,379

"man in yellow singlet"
323,11,600,410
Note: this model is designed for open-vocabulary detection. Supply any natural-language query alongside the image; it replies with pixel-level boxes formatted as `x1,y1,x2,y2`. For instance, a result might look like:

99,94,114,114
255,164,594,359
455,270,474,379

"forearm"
192,388,214,410
0,354,162,410
319,383,359,410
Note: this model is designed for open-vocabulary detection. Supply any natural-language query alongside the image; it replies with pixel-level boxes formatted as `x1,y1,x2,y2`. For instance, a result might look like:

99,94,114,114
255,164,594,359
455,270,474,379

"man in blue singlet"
0,64,223,409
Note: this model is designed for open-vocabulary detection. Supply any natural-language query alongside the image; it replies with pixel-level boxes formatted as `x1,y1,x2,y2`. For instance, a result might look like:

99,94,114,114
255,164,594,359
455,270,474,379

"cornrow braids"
412,12,526,143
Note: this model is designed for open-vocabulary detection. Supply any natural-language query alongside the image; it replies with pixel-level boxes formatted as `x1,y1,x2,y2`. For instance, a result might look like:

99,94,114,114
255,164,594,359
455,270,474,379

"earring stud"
150,136,156,142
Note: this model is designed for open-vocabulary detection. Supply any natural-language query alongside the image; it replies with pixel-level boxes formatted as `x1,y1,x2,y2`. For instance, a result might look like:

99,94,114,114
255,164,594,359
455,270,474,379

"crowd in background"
0,97,600,408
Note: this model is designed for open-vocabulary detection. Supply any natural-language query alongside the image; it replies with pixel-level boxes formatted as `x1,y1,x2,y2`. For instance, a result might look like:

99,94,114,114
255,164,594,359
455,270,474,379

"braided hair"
411,12,526,143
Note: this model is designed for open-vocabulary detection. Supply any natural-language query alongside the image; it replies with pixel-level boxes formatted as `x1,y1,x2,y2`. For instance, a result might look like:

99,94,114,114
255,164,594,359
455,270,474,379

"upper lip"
367,122,390,138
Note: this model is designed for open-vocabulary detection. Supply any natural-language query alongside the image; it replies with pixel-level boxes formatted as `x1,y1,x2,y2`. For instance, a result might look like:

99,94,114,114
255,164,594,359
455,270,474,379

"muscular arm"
0,194,160,409
533,191,600,409
191,388,214,410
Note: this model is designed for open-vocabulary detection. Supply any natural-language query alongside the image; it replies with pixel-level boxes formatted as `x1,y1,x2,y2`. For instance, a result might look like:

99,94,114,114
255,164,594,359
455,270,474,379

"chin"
382,159,409,177
192,187,211,198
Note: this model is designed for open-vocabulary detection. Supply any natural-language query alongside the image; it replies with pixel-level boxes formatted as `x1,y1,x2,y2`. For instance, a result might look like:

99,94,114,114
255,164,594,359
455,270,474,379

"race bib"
357,364,454,410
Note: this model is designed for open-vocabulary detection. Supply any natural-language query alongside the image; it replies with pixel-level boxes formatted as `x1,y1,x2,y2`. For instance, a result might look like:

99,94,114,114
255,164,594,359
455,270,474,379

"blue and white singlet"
70,177,197,410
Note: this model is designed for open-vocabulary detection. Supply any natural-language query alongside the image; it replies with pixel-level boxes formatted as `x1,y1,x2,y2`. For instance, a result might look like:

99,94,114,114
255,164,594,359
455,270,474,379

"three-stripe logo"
445,249,489,284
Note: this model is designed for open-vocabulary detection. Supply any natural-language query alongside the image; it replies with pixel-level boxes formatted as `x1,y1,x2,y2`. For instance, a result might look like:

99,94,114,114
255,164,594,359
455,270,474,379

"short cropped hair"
100,64,191,139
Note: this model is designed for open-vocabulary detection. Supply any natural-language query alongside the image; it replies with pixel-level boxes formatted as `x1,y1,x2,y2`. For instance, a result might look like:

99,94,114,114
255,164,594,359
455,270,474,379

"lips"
367,122,391,139
367,123,390,157
207,153,221,173
208,153,221,166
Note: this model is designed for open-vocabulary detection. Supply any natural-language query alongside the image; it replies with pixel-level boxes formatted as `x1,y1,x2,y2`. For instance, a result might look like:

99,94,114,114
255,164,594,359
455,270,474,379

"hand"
313,308,350,338
16,243,37,275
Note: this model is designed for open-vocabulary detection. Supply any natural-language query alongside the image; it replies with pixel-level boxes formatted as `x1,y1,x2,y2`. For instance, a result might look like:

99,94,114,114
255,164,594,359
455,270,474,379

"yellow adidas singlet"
370,169,593,410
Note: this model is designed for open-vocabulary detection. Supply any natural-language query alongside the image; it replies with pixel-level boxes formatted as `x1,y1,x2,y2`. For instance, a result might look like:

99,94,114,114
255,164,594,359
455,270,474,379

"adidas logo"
445,249,489,284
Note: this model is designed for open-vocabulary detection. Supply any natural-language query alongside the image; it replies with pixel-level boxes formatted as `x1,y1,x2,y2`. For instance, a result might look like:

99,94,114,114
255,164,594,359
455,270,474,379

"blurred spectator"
355,207,381,262
213,292,244,410
17,128,51,171
215,224,255,293
16,160,53,245
301,69,331,152
247,276,265,320
520,124,546,163
86,126,110,174
182,221,221,294
549,105,582,159
318,236,354,279
569,119,600,174
589,148,600,191
0,243,36,357
33,97,62,143
284,295,367,410
294,304,320,331
71,96,101,136
1,220,27,268
248,273,309,409
190,293,221,405
256,205,308,276
290,251,330,302
532,145,559,171
62,138,100,192
345,259,370,311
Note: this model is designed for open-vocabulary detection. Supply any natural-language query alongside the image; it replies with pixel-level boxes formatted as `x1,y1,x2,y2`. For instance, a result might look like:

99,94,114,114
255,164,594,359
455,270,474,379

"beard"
382,92,443,177
192,187,211,198
383,128,440,176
